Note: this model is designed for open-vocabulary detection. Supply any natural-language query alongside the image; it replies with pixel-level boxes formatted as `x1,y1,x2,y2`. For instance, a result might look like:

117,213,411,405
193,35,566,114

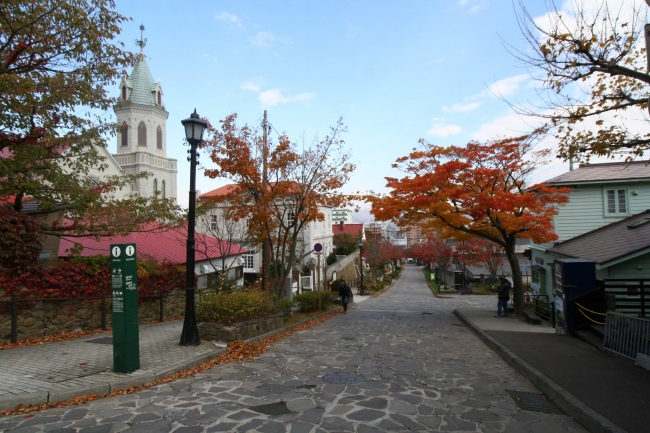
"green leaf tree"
0,0,182,246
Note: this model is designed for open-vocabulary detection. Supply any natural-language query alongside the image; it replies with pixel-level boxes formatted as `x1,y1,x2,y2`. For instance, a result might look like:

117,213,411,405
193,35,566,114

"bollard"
11,294,17,343
159,290,164,323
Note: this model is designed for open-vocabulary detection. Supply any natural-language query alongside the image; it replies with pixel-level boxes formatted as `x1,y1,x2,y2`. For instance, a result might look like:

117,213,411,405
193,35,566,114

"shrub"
294,291,331,313
196,290,281,325
330,278,343,293
326,252,337,266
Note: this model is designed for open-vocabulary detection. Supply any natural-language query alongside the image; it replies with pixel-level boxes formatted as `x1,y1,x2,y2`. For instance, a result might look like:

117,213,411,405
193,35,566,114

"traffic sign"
314,243,323,253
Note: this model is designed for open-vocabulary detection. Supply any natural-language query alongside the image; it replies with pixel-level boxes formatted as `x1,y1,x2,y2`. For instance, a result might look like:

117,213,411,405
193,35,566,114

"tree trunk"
504,237,524,315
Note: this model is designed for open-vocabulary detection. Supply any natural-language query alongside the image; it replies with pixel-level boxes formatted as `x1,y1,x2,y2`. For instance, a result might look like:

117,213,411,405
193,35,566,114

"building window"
122,86,127,100
161,180,166,198
243,254,254,269
153,178,158,193
210,215,217,231
120,122,128,147
605,189,627,215
138,121,147,146
156,125,163,149
157,91,161,105
207,272,221,288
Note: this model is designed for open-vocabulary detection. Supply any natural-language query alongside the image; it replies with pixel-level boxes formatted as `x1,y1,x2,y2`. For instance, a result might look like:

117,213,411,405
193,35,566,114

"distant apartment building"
332,208,353,223
364,222,385,239
405,226,424,249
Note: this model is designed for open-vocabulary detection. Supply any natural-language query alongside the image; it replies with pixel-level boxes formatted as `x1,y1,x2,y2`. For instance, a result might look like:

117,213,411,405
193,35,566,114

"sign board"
111,243,140,373
314,243,323,253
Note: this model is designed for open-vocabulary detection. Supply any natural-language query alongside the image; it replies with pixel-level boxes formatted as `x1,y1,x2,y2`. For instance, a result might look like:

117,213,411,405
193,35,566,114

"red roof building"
332,221,364,238
59,222,248,287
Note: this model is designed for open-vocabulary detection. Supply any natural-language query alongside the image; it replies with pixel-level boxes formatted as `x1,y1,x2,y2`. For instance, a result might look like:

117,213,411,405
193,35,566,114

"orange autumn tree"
200,113,355,298
371,133,570,314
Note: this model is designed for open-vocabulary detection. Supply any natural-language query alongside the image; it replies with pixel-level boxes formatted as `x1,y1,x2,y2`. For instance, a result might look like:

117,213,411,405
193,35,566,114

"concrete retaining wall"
198,312,285,342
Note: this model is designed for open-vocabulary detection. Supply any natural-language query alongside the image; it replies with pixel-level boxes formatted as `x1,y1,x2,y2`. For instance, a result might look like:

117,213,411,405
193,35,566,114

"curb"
453,309,626,433
0,344,224,413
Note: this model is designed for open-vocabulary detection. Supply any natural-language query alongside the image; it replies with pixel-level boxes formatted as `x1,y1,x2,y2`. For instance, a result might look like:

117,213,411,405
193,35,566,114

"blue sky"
112,0,573,210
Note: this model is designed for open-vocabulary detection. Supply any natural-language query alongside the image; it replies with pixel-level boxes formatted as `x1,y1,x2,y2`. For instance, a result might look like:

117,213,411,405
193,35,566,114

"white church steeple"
113,25,177,202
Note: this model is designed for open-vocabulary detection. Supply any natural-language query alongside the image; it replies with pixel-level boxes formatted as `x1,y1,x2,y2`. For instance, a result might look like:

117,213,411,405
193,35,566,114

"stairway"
574,324,605,350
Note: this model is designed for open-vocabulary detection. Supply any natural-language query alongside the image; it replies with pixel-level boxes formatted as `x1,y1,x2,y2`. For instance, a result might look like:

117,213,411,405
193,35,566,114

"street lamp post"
179,109,207,346
358,239,365,296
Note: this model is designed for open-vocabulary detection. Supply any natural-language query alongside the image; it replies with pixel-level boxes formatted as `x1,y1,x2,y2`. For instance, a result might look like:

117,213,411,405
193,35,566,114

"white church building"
109,31,178,201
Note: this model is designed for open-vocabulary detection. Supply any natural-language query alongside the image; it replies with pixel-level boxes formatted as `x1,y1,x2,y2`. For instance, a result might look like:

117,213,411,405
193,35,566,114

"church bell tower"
113,25,178,202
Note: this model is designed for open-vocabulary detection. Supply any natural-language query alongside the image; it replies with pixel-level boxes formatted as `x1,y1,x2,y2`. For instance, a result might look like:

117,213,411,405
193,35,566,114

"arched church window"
121,122,128,147
157,92,161,106
161,180,166,198
157,125,163,149
153,179,158,193
122,86,127,100
138,121,146,146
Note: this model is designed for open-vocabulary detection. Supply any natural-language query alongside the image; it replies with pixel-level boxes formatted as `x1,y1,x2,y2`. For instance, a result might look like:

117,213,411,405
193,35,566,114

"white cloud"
487,74,530,98
259,89,287,105
215,12,243,29
469,111,542,142
258,89,316,106
291,92,316,102
250,32,275,46
241,81,260,92
427,122,462,137
458,0,488,13
443,102,482,113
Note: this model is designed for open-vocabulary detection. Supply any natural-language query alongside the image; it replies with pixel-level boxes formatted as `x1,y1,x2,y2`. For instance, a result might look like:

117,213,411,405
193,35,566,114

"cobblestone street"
0,266,587,432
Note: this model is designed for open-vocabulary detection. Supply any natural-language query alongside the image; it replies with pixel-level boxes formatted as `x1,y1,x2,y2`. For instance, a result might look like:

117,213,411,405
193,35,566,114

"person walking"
495,275,511,318
338,279,353,313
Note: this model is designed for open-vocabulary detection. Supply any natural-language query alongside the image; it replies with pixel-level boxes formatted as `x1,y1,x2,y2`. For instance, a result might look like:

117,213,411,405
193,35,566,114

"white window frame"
210,215,218,231
243,253,254,269
603,188,628,216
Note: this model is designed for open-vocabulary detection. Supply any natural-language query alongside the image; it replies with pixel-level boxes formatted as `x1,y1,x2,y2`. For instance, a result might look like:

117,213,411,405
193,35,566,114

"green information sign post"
110,243,140,373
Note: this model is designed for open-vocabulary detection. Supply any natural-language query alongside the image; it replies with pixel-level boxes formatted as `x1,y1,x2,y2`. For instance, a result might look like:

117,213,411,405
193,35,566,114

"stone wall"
198,313,285,342
0,289,186,343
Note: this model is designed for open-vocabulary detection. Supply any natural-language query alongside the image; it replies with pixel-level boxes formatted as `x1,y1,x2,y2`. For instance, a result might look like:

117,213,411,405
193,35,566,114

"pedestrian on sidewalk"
495,275,511,318
338,279,353,313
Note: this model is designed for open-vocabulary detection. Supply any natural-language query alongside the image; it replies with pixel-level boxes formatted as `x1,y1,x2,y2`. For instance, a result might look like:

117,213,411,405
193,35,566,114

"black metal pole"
101,295,107,330
180,139,200,346
159,290,164,323
359,246,365,296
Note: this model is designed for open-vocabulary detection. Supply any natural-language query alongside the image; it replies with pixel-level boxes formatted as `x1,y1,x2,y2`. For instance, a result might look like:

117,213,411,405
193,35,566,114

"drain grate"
84,337,113,345
507,390,562,414
322,373,364,384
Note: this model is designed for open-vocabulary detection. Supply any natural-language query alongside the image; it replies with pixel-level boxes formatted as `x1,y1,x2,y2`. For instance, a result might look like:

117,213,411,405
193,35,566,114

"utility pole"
261,110,271,293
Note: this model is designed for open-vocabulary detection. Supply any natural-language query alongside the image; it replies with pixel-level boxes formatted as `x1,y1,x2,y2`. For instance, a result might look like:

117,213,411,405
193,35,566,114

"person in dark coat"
496,275,511,318
338,279,353,313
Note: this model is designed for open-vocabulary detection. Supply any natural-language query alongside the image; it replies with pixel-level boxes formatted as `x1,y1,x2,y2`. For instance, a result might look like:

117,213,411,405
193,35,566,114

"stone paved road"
0,266,587,432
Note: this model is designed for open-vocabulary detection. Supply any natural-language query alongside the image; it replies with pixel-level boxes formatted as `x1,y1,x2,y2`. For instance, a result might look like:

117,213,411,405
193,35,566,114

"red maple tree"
371,133,570,314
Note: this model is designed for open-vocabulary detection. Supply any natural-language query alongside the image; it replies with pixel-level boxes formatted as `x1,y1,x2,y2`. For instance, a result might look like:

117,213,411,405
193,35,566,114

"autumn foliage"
200,113,354,296
371,133,569,314
0,257,184,300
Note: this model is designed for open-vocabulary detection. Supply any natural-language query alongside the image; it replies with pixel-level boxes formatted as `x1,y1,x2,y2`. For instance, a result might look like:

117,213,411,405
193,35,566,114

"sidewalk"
455,308,650,433
0,298,371,414
0,321,223,412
